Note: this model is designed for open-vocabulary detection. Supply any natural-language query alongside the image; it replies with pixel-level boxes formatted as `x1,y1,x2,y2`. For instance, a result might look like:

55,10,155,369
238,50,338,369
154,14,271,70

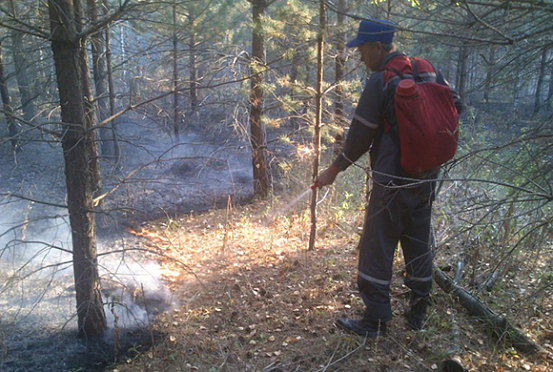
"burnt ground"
0,117,259,371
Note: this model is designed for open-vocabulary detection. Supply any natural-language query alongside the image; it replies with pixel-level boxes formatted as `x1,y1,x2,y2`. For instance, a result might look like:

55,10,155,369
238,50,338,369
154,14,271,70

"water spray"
263,182,326,225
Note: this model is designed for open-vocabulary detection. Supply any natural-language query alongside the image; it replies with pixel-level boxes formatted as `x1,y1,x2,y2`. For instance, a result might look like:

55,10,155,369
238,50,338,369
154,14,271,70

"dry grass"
112,196,553,372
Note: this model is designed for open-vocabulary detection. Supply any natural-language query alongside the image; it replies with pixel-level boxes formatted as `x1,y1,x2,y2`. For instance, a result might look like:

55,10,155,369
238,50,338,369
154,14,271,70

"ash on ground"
0,119,256,371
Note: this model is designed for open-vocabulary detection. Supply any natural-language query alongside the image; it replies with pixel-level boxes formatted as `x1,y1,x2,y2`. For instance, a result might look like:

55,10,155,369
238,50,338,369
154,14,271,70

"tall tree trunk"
385,0,392,19
102,0,120,165
483,45,495,102
48,0,106,339
289,52,303,129
172,1,180,141
512,70,520,117
547,48,553,111
0,39,19,151
87,0,112,157
457,44,469,104
77,2,102,196
444,53,452,83
334,0,346,153
533,46,548,116
120,23,127,89
189,5,198,115
309,1,325,251
10,31,37,123
250,0,271,197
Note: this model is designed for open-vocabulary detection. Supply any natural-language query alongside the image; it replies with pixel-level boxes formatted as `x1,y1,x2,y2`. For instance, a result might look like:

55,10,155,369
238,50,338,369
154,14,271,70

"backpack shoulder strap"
380,54,410,81
410,57,439,83
382,66,406,80
409,58,422,82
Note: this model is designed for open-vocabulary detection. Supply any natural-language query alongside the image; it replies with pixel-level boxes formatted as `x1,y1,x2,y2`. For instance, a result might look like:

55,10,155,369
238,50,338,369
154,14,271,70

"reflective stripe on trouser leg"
357,269,393,322
357,184,402,322
401,184,433,297
401,183,435,298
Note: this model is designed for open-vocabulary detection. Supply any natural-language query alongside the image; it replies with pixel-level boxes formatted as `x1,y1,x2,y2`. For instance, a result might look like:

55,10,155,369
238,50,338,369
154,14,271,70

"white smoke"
100,259,177,330
0,196,176,332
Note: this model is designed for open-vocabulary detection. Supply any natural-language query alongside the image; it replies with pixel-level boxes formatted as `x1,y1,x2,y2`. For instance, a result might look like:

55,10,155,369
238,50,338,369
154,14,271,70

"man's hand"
313,164,341,189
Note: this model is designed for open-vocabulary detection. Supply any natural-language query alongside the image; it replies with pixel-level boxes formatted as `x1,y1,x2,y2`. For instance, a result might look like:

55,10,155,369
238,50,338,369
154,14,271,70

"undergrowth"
111,148,552,371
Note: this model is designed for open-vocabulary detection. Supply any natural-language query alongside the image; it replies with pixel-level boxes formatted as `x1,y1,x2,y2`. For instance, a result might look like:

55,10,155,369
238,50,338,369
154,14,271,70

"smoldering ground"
0,122,255,371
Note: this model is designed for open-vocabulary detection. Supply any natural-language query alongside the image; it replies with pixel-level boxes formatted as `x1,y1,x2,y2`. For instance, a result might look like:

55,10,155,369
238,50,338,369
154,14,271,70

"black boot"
405,293,429,330
335,317,386,337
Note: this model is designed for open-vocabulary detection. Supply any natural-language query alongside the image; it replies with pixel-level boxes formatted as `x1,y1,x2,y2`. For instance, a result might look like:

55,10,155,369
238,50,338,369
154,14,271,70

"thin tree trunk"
468,52,477,94
483,45,495,102
103,0,120,164
289,52,302,129
512,71,520,116
189,5,198,115
385,0,392,19
250,0,271,197
172,1,180,141
533,46,548,115
87,0,112,157
457,44,469,103
49,0,106,339
77,14,102,197
309,1,325,251
456,11,470,103
546,47,553,110
290,52,299,83
0,39,19,151
334,0,346,154
10,30,37,123
444,52,452,83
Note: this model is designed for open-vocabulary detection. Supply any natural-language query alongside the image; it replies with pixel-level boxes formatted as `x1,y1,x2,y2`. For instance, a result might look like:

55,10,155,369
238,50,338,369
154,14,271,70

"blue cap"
346,19,395,48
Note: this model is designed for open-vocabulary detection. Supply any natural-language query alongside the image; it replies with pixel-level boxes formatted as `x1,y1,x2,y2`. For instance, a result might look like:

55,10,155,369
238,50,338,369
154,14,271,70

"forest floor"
110,197,553,372
0,120,255,372
2,116,552,372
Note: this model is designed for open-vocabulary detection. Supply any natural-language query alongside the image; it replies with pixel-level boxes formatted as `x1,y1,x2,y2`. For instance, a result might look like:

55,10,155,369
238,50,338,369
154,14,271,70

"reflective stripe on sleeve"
353,114,379,129
358,270,391,286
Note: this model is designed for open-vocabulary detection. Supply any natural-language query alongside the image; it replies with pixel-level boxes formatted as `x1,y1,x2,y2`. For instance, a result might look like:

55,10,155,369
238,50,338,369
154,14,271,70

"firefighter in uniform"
315,19,462,336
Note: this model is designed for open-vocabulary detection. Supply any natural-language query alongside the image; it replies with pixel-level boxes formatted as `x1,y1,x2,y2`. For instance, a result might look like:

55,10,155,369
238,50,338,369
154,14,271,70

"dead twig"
312,336,367,372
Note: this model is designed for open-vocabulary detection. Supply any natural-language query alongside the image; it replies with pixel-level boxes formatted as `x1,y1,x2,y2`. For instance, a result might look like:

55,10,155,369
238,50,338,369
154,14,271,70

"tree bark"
512,70,520,116
533,46,548,115
249,0,271,197
547,47,553,110
48,0,106,339
172,1,180,141
0,38,19,151
103,0,120,165
483,45,495,102
189,5,198,115
456,44,469,103
333,0,346,154
87,0,113,157
309,1,325,251
10,30,37,123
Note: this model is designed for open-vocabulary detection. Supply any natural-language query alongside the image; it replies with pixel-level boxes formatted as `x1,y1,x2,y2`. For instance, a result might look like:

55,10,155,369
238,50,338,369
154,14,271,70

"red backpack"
383,58,459,175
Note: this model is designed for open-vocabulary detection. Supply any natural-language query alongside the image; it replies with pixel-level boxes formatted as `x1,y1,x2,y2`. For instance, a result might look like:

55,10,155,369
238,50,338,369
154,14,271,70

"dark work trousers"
357,180,435,322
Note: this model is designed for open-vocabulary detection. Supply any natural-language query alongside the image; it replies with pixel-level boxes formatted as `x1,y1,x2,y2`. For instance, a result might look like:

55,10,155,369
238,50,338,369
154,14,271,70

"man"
315,19,462,337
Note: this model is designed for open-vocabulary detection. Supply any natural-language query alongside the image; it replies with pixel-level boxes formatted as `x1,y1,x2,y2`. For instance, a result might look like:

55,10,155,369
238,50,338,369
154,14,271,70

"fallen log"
441,356,465,372
440,314,466,372
433,266,543,354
